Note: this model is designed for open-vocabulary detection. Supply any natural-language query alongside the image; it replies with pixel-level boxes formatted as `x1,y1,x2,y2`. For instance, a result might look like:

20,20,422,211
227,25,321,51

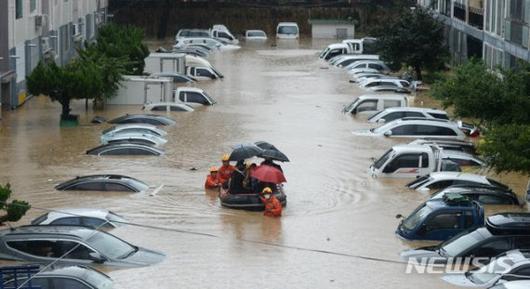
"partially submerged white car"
353,118,467,140
245,30,267,40
406,172,510,192
102,124,167,137
370,144,484,178
143,102,194,112
368,107,449,123
31,208,127,229
101,132,168,146
359,78,410,91
276,22,299,39
173,87,216,106
343,94,408,115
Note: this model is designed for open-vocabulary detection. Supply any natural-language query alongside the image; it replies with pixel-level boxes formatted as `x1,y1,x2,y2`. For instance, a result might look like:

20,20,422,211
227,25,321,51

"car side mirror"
383,130,392,137
377,119,386,124
89,252,106,263
417,187,430,193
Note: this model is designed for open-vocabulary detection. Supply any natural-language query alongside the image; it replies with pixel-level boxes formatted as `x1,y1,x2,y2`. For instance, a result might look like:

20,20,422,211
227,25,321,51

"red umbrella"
251,165,287,184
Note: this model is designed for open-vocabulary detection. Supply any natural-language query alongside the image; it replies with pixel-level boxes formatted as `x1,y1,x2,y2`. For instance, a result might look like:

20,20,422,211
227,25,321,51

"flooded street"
0,39,528,289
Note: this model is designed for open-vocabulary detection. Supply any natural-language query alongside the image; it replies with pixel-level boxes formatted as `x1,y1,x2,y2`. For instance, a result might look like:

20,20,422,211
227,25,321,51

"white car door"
380,153,423,178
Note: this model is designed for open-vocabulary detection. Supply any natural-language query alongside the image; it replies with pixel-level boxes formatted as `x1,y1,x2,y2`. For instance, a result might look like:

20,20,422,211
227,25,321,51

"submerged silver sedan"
0,226,165,268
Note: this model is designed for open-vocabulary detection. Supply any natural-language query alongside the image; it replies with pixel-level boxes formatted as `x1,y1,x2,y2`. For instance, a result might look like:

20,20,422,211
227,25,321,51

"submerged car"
490,281,530,289
143,102,195,112
430,185,520,205
101,124,167,138
442,249,530,288
2,265,113,289
245,30,267,40
276,22,299,39
406,172,510,193
86,143,164,156
353,118,467,140
401,213,530,264
343,94,408,115
368,107,449,123
151,72,196,83
409,138,476,154
0,226,165,267
174,87,216,105
55,175,149,192
108,114,176,126
31,208,127,229
100,133,167,147
370,144,483,178
396,193,484,241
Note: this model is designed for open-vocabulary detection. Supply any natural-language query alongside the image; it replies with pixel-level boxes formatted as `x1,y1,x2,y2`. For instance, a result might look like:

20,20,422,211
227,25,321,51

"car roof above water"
0,225,99,240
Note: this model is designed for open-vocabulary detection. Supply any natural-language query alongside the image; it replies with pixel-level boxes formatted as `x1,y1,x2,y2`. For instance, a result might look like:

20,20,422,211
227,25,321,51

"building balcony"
468,7,484,30
453,2,466,22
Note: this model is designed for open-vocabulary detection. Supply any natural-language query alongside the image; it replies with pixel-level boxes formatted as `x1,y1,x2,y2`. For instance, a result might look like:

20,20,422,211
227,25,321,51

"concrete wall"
311,24,355,38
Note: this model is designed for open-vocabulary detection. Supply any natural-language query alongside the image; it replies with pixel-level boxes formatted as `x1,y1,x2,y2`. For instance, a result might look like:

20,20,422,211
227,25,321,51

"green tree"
374,6,448,80
0,183,31,224
94,24,149,75
78,44,127,108
479,124,530,175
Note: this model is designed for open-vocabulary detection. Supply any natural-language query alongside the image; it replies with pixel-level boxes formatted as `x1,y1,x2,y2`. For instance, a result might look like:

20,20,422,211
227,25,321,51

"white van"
211,25,239,45
343,95,408,116
276,22,299,39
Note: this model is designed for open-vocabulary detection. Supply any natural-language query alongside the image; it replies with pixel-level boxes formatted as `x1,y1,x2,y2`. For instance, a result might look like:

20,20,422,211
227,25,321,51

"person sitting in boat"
243,163,258,192
218,154,235,184
260,187,282,217
205,166,221,190
228,160,247,194
261,157,283,172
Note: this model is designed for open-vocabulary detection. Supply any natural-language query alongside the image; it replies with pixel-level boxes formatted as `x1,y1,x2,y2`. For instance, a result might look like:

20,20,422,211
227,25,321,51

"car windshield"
402,204,433,231
407,175,431,188
441,229,490,257
248,31,265,37
343,98,360,113
373,149,393,169
86,231,136,260
278,26,298,35
367,110,385,121
467,257,514,284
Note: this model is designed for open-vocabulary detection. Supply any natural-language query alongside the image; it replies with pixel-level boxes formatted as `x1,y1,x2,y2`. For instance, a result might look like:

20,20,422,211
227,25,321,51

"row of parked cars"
320,40,530,288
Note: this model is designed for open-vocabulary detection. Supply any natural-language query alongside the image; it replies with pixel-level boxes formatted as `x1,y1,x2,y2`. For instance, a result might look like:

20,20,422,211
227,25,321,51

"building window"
30,0,37,13
15,0,23,19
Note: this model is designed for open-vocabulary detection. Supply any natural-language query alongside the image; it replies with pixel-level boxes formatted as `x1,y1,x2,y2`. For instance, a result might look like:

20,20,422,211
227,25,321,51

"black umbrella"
229,144,264,161
255,141,279,152
259,149,290,162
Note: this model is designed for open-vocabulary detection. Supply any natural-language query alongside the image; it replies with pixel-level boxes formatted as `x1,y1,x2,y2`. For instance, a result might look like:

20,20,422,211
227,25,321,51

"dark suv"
401,213,530,263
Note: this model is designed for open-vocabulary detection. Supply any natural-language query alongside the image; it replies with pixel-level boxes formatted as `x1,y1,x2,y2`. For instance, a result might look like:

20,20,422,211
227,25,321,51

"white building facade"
418,0,530,69
0,0,109,112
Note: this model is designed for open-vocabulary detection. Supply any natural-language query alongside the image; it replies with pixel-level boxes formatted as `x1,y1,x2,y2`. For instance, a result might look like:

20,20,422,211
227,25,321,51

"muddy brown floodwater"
0,39,528,289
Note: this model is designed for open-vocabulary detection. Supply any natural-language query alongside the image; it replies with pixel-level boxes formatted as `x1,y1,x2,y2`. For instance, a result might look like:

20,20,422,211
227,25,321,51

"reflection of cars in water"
442,249,530,288
401,213,530,265
86,143,164,156
55,175,149,192
276,22,299,39
2,265,113,289
31,208,127,230
0,226,165,268
396,193,484,241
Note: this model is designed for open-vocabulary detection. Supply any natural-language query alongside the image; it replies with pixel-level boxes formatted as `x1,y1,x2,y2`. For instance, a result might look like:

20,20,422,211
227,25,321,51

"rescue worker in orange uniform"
217,154,235,184
205,166,221,190
260,187,282,217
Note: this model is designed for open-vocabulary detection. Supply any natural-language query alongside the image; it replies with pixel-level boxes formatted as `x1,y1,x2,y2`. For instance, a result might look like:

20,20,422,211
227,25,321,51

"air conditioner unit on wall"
41,37,52,52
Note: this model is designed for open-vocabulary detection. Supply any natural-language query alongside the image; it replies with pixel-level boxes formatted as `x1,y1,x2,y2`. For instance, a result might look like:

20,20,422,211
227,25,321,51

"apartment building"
418,0,530,69
0,0,108,113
